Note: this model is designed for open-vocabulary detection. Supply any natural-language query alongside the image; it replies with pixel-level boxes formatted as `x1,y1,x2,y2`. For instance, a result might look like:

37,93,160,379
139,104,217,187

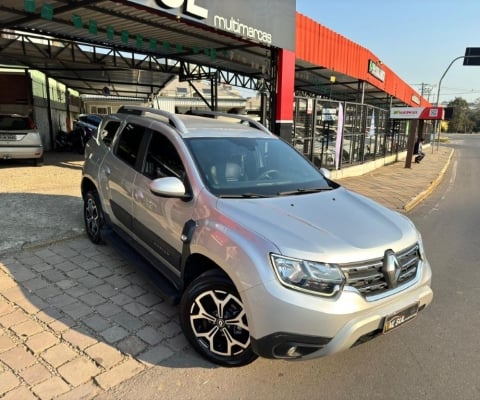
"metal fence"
292,97,414,170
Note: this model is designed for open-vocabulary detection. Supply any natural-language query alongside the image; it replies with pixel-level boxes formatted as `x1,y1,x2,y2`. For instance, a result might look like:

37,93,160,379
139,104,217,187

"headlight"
270,254,345,297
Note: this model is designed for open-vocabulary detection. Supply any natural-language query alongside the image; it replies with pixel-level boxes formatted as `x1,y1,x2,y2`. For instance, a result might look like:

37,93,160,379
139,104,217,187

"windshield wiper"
277,187,333,196
218,193,270,198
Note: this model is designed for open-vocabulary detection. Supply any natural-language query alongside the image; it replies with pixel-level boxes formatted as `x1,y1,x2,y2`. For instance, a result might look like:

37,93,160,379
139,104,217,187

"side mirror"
319,167,331,179
149,177,191,199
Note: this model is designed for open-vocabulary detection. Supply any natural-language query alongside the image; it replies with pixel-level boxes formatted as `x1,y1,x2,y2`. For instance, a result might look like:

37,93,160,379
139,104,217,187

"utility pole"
413,83,435,102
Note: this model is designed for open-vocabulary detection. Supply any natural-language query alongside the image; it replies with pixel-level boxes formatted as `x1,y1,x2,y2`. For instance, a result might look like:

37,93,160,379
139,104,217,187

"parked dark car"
75,114,103,145
57,114,103,153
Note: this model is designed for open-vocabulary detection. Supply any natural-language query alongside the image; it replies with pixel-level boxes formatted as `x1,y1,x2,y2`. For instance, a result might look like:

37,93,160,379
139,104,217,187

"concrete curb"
20,231,86,251
403,148,455,212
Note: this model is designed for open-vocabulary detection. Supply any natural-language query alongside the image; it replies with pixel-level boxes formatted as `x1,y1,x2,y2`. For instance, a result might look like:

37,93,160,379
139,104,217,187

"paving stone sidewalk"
337,145,454,212
0,237,187,399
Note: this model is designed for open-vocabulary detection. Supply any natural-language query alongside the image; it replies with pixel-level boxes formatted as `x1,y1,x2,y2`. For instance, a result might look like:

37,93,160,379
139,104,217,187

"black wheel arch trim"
180,218,196,273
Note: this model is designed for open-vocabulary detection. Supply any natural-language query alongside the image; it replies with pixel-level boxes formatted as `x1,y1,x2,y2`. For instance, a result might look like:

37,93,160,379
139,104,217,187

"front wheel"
84,190,104,244
34,155,44,166
179,271,258,367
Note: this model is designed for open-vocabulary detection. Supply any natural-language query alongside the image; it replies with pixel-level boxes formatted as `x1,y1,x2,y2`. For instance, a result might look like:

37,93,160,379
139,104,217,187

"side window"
143,132,185,180
114,123,146,167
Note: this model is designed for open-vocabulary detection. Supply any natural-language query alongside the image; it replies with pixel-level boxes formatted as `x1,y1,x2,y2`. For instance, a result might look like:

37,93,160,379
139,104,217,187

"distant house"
80,77,260,117
154,77,248,114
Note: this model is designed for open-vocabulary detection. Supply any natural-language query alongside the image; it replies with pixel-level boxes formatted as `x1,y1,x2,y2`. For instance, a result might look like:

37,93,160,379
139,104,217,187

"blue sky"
296,0,480,104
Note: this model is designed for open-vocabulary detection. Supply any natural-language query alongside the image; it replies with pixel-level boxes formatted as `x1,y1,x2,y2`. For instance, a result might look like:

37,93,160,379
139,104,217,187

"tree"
472,97,480,110
467,97,480,132
446,97,474,133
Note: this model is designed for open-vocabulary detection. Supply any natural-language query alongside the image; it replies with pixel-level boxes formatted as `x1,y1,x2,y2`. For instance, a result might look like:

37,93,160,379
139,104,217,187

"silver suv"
81,106,433,367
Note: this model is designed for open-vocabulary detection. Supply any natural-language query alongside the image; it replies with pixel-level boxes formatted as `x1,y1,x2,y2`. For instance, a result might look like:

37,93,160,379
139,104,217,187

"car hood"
216,187,417,263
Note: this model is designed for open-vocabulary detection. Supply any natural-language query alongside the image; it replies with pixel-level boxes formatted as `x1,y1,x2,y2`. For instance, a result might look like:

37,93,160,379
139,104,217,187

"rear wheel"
180,271,257,367
84,190,104,244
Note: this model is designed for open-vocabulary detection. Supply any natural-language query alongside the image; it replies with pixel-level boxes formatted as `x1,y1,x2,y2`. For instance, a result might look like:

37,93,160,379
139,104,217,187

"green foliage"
446,97,477,133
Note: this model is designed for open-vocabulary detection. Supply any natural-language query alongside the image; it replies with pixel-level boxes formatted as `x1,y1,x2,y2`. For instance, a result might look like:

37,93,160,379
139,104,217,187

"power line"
442,91,480,95
410,83,436,101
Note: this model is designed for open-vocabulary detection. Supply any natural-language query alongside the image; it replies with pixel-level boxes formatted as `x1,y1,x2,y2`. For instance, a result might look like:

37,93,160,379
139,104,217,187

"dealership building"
0,0,431,169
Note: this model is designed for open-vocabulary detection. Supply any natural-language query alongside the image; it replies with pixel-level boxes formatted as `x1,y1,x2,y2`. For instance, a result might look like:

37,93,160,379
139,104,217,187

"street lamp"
433,53,480,151
433,56,463,151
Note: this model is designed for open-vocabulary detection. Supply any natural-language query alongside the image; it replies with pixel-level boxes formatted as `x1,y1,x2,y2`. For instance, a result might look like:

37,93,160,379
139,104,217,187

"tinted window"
0,116,30,130
143,132,185,180
115,123,146,167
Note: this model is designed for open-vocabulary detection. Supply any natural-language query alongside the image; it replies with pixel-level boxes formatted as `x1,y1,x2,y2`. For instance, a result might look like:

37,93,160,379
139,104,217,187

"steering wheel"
257,169,280,180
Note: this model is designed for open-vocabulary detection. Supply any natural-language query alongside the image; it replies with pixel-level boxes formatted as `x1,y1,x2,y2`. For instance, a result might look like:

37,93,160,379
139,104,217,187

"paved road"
0,153,85,253
0,146,453,399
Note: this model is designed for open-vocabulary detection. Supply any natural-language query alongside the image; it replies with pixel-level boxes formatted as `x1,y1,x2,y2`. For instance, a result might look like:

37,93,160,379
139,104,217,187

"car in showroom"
0,113,43,165
81,106,433,367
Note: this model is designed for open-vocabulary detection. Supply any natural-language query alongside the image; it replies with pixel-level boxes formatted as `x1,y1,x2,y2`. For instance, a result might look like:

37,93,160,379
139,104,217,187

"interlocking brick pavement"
337,145,454,212
0,237,187,399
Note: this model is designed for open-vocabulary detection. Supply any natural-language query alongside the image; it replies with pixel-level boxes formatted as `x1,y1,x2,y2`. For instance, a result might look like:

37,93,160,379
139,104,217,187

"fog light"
286,346,299,357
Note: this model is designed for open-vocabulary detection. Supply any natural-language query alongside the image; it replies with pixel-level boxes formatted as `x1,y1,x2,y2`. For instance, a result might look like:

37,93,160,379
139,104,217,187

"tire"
179,270,258,367
34,155,44,166
84,190,104,244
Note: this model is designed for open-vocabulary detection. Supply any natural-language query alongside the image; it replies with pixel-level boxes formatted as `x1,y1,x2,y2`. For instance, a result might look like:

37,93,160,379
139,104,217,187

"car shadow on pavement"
0,151,84,170
0,159,40,168
44,151,85,171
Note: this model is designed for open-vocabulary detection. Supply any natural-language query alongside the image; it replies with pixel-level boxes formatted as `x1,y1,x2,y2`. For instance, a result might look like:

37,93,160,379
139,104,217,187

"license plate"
383,302,419,333
0,135,16,141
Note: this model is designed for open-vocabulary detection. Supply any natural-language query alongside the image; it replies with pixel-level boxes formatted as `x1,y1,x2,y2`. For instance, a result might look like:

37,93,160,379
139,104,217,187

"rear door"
100,121,148,233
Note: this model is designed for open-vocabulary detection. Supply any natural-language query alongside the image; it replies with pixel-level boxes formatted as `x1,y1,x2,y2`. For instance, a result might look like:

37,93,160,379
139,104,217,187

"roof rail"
117,105,188,134
189,110,271,134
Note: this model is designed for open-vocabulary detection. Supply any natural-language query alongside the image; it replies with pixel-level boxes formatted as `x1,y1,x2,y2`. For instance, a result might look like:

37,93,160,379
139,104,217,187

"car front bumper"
245,260,433,360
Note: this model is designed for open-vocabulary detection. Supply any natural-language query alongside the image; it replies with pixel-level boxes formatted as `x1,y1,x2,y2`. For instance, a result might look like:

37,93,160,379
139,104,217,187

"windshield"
186,137,336,197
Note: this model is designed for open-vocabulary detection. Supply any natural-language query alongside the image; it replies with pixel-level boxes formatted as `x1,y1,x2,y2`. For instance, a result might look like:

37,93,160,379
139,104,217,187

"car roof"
171,114,274,139
113,106,275,140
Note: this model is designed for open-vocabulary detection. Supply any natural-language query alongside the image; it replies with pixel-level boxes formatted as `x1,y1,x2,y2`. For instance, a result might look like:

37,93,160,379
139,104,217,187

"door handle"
133,190,144,202
103,166,111,176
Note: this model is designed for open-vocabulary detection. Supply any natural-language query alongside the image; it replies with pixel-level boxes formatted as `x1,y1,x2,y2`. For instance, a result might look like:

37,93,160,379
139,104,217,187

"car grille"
340,244,420,298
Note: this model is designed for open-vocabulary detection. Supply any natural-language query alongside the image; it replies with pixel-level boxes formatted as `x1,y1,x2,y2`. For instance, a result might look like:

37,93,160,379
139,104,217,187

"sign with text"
368,60,385,82
128,0,295,50
390,107,444,120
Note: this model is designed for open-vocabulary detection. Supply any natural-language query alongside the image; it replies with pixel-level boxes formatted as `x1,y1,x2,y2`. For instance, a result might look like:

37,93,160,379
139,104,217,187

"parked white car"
0,113,43,165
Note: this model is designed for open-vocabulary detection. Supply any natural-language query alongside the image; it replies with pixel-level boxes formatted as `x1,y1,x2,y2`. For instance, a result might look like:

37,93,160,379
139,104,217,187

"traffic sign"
463,48,480,65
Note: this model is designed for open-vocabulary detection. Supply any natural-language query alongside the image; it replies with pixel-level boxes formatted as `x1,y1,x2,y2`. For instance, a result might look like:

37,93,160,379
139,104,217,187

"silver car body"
82,107,432,363
0,114,43,162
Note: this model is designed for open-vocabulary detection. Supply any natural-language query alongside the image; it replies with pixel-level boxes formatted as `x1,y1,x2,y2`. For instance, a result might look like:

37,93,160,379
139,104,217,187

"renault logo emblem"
382,250,402,288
